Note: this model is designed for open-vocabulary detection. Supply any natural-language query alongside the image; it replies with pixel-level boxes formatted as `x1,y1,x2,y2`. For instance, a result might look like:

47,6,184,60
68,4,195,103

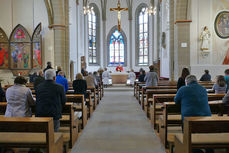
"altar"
110,72,128,84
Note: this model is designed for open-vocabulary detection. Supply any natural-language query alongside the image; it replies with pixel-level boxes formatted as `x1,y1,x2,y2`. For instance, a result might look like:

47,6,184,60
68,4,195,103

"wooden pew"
0,116,63,153
140,85,214,110
59,103,79,148
0,102,79,150
150,93,225,129
159,101,224,150
145,89,177,116
87,87,98,109
134,82,145,100
66,90,93,118
140,86,178,109
174,116,229,153
66,95,87,129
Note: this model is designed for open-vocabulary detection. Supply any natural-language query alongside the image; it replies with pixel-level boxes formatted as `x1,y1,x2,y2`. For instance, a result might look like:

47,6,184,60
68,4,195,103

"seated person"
85,72,96,88
73,73,87,98
116,64,123,72
177,68,190,90
5,76,35,117
34,70,45,91
138,70,145,82
200,70,211,81
175,75,213,153
56,71,69,92
0,82,5,102
212,75,227,94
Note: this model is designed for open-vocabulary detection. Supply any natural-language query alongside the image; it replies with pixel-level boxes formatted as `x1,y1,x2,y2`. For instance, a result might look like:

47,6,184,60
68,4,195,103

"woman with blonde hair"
72,73,87,97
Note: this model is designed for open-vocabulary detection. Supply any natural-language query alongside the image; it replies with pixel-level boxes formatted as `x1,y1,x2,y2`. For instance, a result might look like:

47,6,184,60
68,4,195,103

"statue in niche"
200,26,211,51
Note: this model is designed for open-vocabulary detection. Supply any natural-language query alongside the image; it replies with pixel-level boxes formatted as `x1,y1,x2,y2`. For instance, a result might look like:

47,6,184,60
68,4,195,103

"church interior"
0,0,229,153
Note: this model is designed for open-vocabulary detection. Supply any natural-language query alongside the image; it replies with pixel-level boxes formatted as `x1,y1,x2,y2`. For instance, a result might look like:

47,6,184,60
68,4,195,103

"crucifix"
110,0,128,32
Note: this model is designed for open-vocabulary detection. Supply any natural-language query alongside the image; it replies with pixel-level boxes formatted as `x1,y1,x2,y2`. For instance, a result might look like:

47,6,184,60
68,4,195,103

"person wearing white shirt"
102,68,110,88
129,69,136,86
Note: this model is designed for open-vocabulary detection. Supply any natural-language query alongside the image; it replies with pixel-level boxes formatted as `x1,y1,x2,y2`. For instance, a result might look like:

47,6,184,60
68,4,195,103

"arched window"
32,23,42,69
9,24,31,69
136,5,149,66
88,3,100,65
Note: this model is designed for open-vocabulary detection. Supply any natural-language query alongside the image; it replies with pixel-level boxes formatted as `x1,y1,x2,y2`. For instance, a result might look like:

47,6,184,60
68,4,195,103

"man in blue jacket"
35,69,66,132
56,71,69,92
174,75,213,153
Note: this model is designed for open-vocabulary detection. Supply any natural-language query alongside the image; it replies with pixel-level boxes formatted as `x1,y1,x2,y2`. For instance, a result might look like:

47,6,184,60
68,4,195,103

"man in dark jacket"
35,69,66,132
0,83,5,102
43,61,53,73
34,70,45,91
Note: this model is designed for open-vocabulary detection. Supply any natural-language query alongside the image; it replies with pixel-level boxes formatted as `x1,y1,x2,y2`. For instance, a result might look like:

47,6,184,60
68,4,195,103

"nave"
71,87,166,153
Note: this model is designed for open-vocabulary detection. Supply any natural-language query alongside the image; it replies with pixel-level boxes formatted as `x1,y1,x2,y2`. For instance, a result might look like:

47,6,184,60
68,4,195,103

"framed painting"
0,28,9,69
215,11,229,39
9,24,31,70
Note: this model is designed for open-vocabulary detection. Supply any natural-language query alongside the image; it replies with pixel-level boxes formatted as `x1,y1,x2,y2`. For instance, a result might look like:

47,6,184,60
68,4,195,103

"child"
213,75,227,94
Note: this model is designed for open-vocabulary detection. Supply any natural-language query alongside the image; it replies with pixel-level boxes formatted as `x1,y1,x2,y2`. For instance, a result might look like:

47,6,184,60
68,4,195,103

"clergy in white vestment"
129,69,136,86
102,68,110,87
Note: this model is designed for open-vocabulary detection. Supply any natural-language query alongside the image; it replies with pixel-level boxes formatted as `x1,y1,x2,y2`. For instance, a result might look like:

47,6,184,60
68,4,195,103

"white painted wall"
0,0,53,85
190,0,229,80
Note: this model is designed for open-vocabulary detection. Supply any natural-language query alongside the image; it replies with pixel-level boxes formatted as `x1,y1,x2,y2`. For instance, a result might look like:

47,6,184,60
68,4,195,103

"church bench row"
144,89,215,120
134,82,214,104
139,85,214,110
0,116,63,153
149,93,225,129
158,101,226,151
174,116,229,153
0,102,79,150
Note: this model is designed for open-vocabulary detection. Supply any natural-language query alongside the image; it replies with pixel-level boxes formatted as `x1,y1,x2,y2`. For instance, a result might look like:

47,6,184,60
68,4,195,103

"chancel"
1,0,229,153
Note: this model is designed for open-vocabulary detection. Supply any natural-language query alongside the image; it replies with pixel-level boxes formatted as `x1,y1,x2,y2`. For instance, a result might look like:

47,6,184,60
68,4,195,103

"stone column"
51,0,70,79
101,0,107,68
126,0,133,69
169,0,175,81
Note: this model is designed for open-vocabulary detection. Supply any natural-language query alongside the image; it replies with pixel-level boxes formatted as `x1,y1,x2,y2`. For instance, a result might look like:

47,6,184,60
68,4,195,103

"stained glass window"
10,24,31,69
0,28,9,69
88,9,97,64
138,7,149,65
32,23,42,69
109,30,125,65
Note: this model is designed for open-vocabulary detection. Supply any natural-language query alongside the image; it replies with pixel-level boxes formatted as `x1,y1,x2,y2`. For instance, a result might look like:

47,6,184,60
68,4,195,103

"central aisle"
71,88,166,153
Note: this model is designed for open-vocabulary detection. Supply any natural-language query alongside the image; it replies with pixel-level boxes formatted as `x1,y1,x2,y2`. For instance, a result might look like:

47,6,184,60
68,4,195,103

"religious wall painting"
215,11,229,39
32,23,42,69
0,28,9,69
9,24,31,70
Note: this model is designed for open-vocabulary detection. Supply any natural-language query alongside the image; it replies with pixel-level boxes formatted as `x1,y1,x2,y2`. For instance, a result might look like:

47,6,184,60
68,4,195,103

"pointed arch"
135,3,149,66
107,25,127,66
88,3,100,65
44,0,54,27
32,23,42,69
0,27,9,69
10,24,32,69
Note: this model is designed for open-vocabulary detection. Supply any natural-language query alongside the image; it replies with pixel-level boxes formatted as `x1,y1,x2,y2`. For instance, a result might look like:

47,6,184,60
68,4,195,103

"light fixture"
83,5,93,15
147,5,156,16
